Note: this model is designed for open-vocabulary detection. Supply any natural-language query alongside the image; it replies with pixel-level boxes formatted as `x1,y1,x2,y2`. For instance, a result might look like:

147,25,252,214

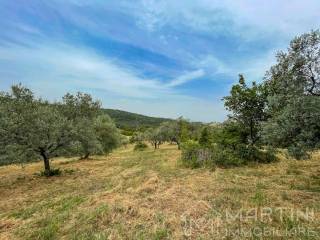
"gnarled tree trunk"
40,149,51,174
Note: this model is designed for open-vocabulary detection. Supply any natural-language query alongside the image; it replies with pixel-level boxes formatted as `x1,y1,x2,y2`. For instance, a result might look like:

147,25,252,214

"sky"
0,1,320,122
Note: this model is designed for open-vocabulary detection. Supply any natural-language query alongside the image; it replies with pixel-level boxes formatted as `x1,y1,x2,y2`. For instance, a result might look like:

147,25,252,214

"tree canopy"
263,30,320,159
0,85,121,175
223,74,267,146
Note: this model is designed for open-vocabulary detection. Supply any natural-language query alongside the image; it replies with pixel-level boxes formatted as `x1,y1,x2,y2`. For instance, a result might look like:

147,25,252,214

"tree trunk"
80,153,90,160
40,150,50,174
154,143,157,149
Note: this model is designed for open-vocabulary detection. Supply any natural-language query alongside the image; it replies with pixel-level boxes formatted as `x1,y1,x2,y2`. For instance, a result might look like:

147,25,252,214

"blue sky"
1,0,319,122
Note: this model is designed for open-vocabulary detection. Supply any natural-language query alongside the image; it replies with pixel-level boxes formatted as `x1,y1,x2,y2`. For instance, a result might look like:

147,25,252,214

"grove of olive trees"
0,85,121,175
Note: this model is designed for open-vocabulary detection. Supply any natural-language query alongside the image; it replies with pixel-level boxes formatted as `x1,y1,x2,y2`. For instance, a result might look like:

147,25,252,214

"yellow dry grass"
0,145,319,239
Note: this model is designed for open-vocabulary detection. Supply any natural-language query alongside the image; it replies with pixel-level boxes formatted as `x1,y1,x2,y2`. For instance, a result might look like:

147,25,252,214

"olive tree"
94,114,121,154
61,92,102,159
73,119,102,159
263,30,320,158
0,85,73,174
160,118,190,149
145,127,165,149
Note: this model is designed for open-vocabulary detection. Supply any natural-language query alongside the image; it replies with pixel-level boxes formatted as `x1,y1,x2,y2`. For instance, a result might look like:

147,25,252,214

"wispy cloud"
166,69,205,87
0,0,319,121
0,42,168,98
133,0,320,39
0,41,225,121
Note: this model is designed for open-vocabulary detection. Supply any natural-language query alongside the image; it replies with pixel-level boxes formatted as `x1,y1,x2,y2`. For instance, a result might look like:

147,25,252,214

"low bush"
211,147,244,167
134,142,148,151
181,140,203,168
39,168,62,177
181,141,277,169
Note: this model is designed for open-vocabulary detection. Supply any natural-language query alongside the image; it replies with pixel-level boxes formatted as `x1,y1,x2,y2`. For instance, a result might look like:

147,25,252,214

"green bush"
181,140,245,168
234,145,277,163
134,142,148,151
40,168,62,177
181,140,203,168
287,145,309,160
181,141,277,169
211,147,244,167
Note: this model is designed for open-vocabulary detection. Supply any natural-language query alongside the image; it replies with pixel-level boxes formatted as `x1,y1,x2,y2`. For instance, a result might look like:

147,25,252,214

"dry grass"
0,145,319,239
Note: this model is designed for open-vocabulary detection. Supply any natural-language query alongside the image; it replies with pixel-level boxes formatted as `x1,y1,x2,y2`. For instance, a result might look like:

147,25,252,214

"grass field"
0,144,319,239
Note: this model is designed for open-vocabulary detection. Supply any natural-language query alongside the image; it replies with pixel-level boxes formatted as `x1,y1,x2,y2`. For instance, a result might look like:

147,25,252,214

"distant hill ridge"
102,109,172,130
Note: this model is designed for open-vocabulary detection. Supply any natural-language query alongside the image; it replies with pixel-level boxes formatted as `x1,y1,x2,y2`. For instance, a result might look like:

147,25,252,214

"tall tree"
263,30,320,158
61,92,102,159
223,75,267,145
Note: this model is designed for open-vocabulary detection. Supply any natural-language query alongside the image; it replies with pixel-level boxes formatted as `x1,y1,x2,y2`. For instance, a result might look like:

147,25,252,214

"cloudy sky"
0,0,319,122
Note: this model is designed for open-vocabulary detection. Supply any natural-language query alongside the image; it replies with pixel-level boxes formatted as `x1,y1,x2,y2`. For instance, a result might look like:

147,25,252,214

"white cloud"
195,55,231,75
133,0,320,40
0,42,209,97
0,41,225,121
166,69,205,87
0,43,170,99
3,0,318,121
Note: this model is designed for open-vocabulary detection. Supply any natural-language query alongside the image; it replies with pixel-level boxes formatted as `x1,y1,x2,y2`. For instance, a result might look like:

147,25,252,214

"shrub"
134,142,148,151
287,145,309,160
258,147,278,163
181,141,277,169
211,146,244,167
40,168,62,177
181,140,203,168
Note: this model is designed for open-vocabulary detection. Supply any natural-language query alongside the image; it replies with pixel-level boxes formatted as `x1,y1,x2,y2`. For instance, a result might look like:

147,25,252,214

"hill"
1,145,319,239
102,109,173,130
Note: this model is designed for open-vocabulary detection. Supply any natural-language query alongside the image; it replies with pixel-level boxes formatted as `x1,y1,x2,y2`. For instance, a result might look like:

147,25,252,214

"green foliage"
158,118,192,149
181,140,203,168
134,142,148,151
223,75,267,145
181,140,243,168
146,128,162,149
73,119,103,159
120,135,130,147
130,131,145,143
214,121,248,148
94,114,121,154
181,121,277,168
145,125,172,149
181,142,276,169
263,30,320,159
0,85,74,172
199,126,214,147
0,85,121,174
61,92,102,159
62,92,101,120
39,168,62,177
211,147,245,167
177,117,190,144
